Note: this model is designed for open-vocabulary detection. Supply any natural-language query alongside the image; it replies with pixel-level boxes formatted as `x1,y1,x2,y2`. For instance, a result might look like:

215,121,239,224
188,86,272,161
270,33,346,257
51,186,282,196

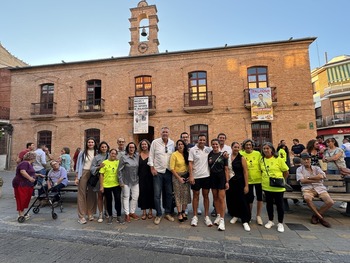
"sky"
1,0,349,70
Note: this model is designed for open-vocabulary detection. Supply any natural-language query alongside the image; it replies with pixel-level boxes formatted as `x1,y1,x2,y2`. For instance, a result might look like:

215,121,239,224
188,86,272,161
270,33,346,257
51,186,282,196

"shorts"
191,176,211,191
210,172,226,190
302,188,330,200
247,183,263,203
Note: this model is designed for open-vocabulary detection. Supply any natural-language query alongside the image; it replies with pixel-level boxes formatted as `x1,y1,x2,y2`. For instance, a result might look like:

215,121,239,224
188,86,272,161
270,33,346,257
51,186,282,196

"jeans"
153,170,173,217
327,169,340,174
35,168,46,196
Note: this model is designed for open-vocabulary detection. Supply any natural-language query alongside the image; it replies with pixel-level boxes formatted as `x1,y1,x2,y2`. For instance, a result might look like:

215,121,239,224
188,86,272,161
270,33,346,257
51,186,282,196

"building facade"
312,55,350,144
8,1,316,168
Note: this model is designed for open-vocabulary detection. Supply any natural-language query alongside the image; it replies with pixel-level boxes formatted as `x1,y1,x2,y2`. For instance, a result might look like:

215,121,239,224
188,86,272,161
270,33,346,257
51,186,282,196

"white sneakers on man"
230,217,238,224
218,218,225,231
214,214,221,226
264,220,275,229
277,223,284,232
191,215,198,226
340,202,347,209
243,222,251,232
204,216,213,227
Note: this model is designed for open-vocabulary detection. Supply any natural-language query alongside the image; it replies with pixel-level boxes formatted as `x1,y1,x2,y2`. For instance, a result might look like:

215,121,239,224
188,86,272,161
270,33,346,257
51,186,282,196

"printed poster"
249,87,273,121
133,96,149,134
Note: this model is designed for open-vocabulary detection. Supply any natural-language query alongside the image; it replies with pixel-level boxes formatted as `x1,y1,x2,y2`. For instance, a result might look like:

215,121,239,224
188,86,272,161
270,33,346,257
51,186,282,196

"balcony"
323,83,350,98
78,99,105,118
316,113,350,128
128,95,156,115
243,87,277,109
30,102,57,121
183,91,213,113
0,106,10,120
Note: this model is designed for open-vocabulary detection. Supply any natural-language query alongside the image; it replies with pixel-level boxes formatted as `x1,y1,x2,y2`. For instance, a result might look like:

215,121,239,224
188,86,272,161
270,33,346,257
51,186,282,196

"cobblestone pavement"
1,171,350,262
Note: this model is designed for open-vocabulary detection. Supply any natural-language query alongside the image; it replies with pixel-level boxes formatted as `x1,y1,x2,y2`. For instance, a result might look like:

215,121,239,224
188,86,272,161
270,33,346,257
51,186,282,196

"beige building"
312,55,350,144
8,1,316,168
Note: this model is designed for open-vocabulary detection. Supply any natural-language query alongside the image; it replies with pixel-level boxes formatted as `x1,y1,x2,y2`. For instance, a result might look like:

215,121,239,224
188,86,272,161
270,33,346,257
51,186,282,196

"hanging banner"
134,96,149,134
249,87,273,121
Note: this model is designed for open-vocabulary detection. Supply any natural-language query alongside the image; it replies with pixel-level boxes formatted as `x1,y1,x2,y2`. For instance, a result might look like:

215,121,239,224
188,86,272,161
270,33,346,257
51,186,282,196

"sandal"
178,212,184,223
181,210,188,221
141,213,147,220
147,211,153,219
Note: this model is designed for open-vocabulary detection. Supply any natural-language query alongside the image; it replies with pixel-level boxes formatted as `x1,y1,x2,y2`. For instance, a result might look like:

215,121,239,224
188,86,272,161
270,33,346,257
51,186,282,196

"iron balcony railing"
78,99,105,113
31,102,57,115
183,91,213,107
316,114,350,128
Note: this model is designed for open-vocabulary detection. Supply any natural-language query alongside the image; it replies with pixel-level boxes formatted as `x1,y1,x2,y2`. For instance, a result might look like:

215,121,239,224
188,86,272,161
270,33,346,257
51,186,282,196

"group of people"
13,129,347,232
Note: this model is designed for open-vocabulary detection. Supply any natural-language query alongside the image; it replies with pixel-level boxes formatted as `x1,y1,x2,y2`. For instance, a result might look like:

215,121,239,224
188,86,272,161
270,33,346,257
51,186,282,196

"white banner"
133,97,149,134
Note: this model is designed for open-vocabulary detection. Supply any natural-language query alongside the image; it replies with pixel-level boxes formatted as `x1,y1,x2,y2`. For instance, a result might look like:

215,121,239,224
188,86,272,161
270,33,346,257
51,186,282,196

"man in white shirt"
188,134,213,227
148,127,175,225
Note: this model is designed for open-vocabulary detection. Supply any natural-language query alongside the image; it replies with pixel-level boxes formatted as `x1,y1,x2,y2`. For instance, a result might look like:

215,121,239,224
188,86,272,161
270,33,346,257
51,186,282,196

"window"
251,122,271,151
333,100,350,115
188,71,208,106
37,130,52,151
190,124,208,145
85,128,100,146
86,80,101,105
0,132,6,154
135,76,152,96
248,67,268,88
40,83,54,114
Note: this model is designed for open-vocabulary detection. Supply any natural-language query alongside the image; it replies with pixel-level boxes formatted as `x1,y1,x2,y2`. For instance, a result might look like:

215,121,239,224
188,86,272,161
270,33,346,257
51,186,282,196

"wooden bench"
60,172,78,193
284,174,350,216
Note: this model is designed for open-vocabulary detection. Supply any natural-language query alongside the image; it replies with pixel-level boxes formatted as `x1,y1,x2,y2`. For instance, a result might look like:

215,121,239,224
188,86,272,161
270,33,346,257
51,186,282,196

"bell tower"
129,1,159,56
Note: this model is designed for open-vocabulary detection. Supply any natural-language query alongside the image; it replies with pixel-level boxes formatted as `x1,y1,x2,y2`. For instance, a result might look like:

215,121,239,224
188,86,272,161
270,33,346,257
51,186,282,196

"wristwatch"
307,177,310,179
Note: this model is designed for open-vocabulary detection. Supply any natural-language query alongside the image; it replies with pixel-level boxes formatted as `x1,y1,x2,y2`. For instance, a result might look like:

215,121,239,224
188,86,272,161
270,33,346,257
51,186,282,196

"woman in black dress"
226,142,251,231
138,139,154,220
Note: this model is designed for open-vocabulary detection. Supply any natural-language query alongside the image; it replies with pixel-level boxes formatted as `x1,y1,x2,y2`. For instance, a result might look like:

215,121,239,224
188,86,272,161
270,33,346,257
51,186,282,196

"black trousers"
104,186,122,217
264,191,284,223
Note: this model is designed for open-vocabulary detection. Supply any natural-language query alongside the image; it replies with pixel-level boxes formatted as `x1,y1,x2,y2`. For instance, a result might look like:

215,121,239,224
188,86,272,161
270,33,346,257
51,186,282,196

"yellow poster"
249,88,273,121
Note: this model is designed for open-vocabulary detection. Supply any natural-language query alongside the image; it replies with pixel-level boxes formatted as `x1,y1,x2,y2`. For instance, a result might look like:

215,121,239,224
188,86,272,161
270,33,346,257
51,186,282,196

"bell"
141,27,147,37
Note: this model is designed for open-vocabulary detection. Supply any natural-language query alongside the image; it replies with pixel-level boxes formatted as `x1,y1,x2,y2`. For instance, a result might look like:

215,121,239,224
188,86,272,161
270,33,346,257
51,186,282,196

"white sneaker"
340,202,347,209
191,216,198,226
256,216,263,225
97,213,103,223
265,220,275,229
230,217,238,224
197,208,202,215
204,216,213,227
185,209,188,215
218,218,225,231
277,223,284,232
243,222,251,232
214,214,221,226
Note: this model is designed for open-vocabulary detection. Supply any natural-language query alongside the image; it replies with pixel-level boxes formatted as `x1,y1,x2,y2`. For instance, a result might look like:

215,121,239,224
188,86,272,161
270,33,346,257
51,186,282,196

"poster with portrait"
249,87,273,121
134,96,149,134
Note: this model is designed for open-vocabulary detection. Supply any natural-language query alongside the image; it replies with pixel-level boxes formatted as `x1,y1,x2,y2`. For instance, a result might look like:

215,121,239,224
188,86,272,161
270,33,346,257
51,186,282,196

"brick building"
8,1,316,168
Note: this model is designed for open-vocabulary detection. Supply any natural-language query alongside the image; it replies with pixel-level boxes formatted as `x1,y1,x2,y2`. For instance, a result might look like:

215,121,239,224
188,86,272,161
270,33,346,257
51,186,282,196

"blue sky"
1,0,348,70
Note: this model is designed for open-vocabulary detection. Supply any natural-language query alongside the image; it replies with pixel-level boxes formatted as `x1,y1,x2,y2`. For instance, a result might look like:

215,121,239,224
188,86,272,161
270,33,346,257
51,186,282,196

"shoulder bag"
263,157,293,191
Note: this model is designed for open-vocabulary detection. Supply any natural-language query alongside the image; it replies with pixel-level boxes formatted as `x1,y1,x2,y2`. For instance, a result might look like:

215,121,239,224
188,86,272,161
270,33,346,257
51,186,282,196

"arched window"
85,128,100,146
37,130,52,151
190,124,208,145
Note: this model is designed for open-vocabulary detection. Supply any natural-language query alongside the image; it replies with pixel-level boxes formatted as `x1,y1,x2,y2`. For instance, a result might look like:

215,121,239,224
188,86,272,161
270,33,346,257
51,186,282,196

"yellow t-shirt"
260,156,289,192
278,148,287,162
99,159,119,188
170,151,188,173
240,150,262,184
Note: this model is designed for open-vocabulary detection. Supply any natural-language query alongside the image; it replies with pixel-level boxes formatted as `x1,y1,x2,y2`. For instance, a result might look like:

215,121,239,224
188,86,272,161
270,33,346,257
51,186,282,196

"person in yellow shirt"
240,139,263,226
99,149,122,225
170,140,191,222
260,142,289,233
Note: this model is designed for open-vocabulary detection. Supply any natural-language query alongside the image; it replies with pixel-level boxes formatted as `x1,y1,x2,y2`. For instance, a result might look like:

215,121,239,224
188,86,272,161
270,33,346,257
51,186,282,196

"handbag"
334,161,350,177
88,170,100,187
263,157,292,191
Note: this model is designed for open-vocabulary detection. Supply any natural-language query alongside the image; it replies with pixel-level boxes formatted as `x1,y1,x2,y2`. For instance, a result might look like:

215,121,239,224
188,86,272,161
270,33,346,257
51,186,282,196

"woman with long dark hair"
304,139,322,167
75,137,98,224
90,141,110,223
138,139,154,220
260,142,289,233
170,139,191,222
